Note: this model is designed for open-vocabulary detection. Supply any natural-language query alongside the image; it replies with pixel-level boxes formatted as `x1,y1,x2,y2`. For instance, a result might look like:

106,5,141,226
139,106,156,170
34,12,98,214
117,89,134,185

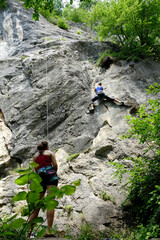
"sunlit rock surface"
0,0,160,235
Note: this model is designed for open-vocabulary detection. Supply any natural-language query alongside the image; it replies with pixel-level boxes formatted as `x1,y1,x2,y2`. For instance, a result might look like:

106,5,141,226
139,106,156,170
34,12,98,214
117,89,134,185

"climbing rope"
45,57,49,140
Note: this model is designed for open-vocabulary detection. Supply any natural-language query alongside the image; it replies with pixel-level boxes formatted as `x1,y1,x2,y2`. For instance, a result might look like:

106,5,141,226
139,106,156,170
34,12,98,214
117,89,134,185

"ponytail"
37,143,43,154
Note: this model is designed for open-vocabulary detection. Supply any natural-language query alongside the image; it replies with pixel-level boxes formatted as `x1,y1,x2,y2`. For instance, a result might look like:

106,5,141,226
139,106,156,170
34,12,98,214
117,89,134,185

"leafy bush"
90,0,160,59
62,6,89,24
100,190,111,201
57,18,69,30
77,30,82,35
79,0,98,10
112,83,160,238
0,162,80,239
75,223,106,240
134,223,160,240
0,0,7,8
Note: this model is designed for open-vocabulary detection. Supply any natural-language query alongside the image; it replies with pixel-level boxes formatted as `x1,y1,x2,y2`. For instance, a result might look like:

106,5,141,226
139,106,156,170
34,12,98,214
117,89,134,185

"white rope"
45,57,49,140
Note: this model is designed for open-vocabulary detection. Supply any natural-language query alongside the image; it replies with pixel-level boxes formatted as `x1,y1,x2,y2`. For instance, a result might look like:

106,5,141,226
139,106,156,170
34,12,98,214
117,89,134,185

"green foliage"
74,223,106,240
83,147,91,154
97,51,109,66
113,83,160,238
67,153,80,162
9,166,31,175
97,50,125,67
39,9,56,23
62,6,89,23
134,223,160,240
54,148,59,153
1,0,63,21
21,56,28,60
0,163,80,239
100,190,111,201
64,204,73,214
0,0,7,9
22,0,63,20
57,18,69,29
90,0,160,58
39,0,63,23
77,223,96,240
79,0,98,10
77,30,82,35
0,214,27,240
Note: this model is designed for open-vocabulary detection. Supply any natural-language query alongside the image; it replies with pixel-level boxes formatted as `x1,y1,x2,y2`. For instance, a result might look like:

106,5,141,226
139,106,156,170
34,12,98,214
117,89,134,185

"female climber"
27,141,58,238
90,82,120,111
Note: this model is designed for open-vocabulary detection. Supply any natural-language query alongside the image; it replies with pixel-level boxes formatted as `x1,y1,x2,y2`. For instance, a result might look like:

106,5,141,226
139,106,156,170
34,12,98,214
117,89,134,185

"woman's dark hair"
98,82,102,86
41,141,48,150
37,143,44,153
37,141,48,153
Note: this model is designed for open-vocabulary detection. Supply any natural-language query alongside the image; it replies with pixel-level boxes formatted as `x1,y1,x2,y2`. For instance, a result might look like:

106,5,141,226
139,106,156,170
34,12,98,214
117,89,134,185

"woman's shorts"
39,172,58,192
37,166,59,193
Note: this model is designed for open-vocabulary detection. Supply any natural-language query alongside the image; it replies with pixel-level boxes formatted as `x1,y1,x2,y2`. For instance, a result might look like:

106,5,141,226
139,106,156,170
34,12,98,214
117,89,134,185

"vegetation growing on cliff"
113,83,160,239
1,0,160,59
0,162,80,239
63,0,160,59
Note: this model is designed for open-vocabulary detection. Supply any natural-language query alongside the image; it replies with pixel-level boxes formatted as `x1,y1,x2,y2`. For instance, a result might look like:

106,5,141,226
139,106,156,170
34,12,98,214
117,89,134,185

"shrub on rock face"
113,83,160,239
66,153,80,162
0,162,80,239
0,0,7,8
57,18,69,30
90,0,160,59
97,54,114,69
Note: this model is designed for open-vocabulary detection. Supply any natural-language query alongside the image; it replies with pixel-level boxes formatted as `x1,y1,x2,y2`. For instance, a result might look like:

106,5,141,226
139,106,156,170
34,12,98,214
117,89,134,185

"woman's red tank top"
35,154,52,170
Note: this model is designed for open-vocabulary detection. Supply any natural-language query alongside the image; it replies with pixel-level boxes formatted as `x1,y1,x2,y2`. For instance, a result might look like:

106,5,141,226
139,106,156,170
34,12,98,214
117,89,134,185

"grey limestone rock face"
0,0,160,235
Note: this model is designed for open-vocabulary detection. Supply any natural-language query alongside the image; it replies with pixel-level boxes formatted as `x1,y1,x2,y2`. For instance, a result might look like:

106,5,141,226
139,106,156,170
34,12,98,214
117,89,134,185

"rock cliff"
0,0,160,235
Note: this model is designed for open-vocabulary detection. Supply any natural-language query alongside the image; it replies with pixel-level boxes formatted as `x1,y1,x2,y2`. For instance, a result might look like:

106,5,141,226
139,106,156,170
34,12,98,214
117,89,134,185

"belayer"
90,82,121,111
27,141,58,238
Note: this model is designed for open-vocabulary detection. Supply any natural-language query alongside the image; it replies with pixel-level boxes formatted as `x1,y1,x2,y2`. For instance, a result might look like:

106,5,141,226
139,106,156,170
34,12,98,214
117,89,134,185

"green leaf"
5,214,18,223
30,162,39,168
33,217,44,223
30,182,43,192
37,228,47,238
46,200,59,210
10,218,26,229
3,231,16,236
1,223,10,230
28,191,40,203
12,191,28,201
57,190,64,199
15,174,29,185
49,186,60,196
60,185,76,195
16,168,32,174
21,207,29,217
73,179,81,186
29,172,42,184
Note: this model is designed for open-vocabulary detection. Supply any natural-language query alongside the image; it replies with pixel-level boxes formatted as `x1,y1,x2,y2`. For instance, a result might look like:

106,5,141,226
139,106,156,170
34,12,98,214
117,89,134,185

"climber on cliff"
90,82,121,112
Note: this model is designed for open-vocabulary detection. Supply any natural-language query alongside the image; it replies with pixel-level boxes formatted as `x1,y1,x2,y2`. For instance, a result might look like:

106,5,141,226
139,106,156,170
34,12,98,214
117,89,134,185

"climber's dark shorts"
91,93,114,104
37,166,59,193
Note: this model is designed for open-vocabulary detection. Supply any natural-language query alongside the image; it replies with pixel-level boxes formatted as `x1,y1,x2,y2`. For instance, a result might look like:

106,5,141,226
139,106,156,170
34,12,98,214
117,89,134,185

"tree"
113,83,160,238
79,0,98,10
0,0,7,8
0,162,81,239
1,0,63,20
90,0,160,57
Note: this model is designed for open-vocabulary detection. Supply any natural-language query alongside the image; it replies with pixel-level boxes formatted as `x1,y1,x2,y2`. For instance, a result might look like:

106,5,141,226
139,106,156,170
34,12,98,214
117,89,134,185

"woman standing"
28,141,58,238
